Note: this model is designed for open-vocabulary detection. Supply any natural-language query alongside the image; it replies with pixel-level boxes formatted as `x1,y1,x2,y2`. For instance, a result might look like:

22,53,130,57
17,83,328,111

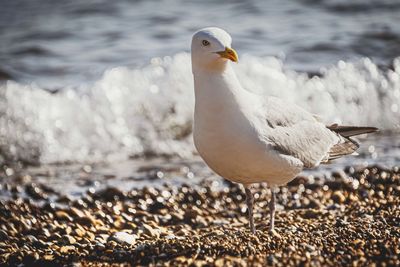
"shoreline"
0,164,399,266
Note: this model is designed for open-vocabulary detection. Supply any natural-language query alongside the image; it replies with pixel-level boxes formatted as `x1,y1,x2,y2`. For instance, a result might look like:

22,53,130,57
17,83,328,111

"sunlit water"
0,0,399,167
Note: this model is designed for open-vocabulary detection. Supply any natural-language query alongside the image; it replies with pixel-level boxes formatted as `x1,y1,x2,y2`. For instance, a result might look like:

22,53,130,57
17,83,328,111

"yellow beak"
216,47,238,62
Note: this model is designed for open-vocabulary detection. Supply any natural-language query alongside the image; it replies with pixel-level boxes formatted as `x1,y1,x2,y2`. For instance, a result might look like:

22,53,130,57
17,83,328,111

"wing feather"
261,97,377,168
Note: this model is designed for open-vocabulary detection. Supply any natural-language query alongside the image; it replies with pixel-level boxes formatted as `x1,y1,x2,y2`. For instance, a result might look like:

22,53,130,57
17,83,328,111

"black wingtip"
361,126,379,132
361,126,379,134
327,125,379,137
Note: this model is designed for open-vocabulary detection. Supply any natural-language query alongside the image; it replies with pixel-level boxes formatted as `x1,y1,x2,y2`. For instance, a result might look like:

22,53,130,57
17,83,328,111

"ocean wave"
1,53,399,165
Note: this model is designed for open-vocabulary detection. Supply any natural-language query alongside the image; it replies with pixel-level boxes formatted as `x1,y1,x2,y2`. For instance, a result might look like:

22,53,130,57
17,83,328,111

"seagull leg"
269,186,276,232
245,186,255,234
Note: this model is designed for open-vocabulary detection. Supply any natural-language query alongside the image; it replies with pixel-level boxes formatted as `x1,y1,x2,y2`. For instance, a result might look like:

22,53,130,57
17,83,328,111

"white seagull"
191,27,377,234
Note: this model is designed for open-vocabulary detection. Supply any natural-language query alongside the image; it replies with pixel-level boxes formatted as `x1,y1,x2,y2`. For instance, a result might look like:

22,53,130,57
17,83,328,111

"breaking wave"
1,53,399,164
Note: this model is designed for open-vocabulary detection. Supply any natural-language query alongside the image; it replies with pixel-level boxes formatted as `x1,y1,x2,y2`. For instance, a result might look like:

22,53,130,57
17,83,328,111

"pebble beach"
1,164,399,266
1,2,400,266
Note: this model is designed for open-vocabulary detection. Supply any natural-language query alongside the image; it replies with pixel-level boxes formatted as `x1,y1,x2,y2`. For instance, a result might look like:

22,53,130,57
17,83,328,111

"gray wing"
260,97,374,168
265,120,340,168
262,97,318,128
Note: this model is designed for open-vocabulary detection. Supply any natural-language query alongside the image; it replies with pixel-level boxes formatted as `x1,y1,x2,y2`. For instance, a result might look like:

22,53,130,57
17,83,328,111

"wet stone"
94,187,126,201
25,184,48,200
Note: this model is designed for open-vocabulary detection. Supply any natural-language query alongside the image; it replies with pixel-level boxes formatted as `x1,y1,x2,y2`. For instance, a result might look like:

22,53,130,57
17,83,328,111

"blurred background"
0,0,399,167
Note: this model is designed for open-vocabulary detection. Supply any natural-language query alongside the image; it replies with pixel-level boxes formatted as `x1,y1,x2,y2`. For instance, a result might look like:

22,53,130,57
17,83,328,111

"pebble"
61,235,77,245
25,235,38,243
331,191,346,204
55,211,73,222
0,230,9,240
60,245,76,253
109,232,137,245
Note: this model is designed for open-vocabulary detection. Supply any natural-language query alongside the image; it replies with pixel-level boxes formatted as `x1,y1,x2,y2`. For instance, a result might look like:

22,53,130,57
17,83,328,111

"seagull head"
191,27,238,72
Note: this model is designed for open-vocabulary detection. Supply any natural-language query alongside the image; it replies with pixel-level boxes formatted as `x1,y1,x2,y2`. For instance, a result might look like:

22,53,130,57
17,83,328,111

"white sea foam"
1,53,399,164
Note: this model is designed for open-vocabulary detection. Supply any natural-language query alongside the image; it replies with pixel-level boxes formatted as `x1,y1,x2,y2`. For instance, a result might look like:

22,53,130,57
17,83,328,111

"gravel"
0,165,399,266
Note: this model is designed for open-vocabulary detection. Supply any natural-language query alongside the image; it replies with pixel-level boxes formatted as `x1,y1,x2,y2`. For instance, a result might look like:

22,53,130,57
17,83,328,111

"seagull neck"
193,64,252,110
194,64,240,92
192,60,229,74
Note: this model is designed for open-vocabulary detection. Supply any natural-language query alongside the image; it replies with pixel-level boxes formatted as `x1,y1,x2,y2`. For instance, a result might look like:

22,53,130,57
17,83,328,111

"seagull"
191,27,378,234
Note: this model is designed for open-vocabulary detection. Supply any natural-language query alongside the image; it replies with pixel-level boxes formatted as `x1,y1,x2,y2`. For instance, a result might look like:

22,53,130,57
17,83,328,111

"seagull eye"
202,40,210,46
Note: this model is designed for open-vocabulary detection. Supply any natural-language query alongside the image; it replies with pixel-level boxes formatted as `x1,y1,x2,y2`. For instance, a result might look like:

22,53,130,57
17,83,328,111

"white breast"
193,68,303,186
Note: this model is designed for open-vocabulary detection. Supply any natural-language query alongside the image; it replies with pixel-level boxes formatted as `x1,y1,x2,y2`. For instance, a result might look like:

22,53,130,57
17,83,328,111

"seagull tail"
323,124,378,163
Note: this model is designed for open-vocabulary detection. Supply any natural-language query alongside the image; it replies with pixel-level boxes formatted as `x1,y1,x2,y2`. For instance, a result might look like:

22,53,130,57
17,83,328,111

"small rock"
0,230,8,240
109,232,136,245
25,184,47,200
335,218,349,227
74,228,85,238
176,228,190,236
55,211,73,222
43,254,55,261
184,206,202,221
60,245,75,254
165,234,185,240
326,203,341,210
215,258,225,267
95,234,108,243
70,207,85,218
353,239,365,247
142,223,161,238
95,187,125,201
95,242,106,251
61,235,76,245
170,212,184,221
331,191,346,204
267,255,278,265
25,235,38,243
303,209,320,219
332,170,347,180
269,229,282,238
108,240,118,248
88,230,97,240
308,199,323,209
